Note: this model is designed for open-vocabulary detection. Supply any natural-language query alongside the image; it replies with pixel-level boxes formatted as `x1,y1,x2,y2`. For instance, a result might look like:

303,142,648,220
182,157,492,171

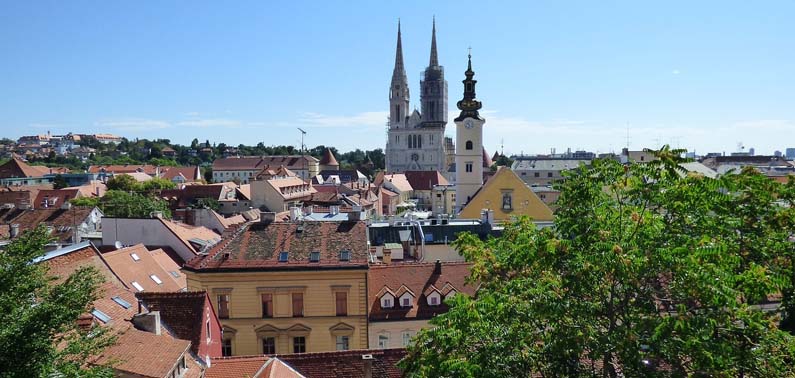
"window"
401,296,411,307
111,296,131,309
263,337,276,354
402,332,412,346
335,292,347,316
430,295,439,305
218,294,230,319
92,309,111,323
206,320,211,341
382,297,392,308
502,193,513,210
465,140,473,150
292,293,304,317
465,163,473,173
547,172,553,178
131,281,144,292
222,339,232,356
130,253,140,261
261,294,273,318
150,274,162,285
309,251,320,263
534,172,540,177
336,336,350,351
169,271,180,278
293,336,306,353
339,250,350,262
378,335,389,349
279,251,289,262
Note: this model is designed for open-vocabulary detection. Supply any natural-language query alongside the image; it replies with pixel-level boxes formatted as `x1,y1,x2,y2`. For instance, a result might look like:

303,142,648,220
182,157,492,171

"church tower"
454,53,485,211
389,20,410,128
420,18,448,127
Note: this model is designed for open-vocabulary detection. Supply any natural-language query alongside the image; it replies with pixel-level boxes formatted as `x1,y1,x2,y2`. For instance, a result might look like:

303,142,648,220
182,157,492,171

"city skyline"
1,1,793,155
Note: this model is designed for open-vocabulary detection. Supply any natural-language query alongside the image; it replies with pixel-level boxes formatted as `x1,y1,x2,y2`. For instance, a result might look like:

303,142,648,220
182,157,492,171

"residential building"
102,216,220,263
0,157,65,186
212,156,319,183
459,167,554,224
206,355,304,378
100,243,186,292
88,164,160,182
403,170,448,211
511,158,591,186
161,182,252,216
385,21,450,173
250,166,316,212
700,155,793,175
206,349,405,378
0,205,103,249
430,184,455,216
380,173,413,205
183,220,371,356
620,148,658,164
161,166,203,184
368,262,474,349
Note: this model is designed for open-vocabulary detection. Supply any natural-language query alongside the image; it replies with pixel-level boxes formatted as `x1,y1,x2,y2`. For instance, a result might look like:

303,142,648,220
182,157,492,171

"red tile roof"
213,156,318,171
0,158,53,178
93,328,191,377
160,166,202,182
3,207,97,243
319,148,339,167
100,244,185,292
88,164,158,175
278,348,405,378
403,171,449,191
184,221,369,271
135,291,213,356
206,356,304,378
33,188,80,209
368,262,475,321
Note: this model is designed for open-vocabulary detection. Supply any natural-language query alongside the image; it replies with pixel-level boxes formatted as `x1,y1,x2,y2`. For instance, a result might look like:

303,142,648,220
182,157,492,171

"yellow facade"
185,268,368,356
459,167,554,222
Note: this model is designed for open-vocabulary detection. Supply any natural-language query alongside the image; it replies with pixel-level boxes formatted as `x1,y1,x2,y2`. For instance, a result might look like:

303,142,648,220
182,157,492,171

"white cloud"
95,118,171,132
297,111,388,129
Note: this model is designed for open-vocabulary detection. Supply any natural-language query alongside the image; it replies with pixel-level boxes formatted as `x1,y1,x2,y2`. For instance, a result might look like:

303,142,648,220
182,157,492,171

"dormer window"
401,296,411,307
309,251,320,263
430,296,439,305
339,250,350,262
278,251,289,263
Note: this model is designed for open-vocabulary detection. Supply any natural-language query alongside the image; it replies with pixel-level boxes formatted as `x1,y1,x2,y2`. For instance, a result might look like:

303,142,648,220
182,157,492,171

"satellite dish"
114,241,123,250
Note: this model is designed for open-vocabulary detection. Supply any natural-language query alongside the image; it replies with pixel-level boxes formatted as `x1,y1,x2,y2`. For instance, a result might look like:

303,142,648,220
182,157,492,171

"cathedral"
384,20,451,173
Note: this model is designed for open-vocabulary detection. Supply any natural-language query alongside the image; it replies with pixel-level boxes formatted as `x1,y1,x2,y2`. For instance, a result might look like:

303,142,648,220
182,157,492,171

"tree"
401,147,795,377
138,177,176,192
0,225,114,376
52,174,69,190
105,174,139,192
99,190,172,219
70,197,99,208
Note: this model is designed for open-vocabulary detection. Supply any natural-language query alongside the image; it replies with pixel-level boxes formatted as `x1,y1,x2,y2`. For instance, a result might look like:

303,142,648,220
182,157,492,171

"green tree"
70,197,100,208
99,190,171,219
52,174,69,190
105,174,140,192
138,177,176,192
0,225,114,377
402,147,795,377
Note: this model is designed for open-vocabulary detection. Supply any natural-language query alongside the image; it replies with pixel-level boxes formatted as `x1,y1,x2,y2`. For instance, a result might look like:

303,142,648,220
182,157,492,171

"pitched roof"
368,262,475,321
459,167,554,222
33,188,80,209
121,171,153,182
278,348,405,378
403,171,448,191
160,166,202,182
0,158,52,178
100,244,185,292
88,164,158,175
236,184,251,201
382,174,413,193
158,218,221,254
184,221,369,271
206,356,305,378
93,327,192,378
482,148,493,168
3,206,98,243
135,291,212,356
319,148,339,167
213,156,318,171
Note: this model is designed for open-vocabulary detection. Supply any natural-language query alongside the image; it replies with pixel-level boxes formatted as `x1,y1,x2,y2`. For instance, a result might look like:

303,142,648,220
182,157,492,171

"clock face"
465,120,473,129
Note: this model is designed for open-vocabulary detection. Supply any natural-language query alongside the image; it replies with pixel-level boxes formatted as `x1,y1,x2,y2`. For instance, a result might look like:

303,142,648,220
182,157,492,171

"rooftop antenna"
500,138,504,156
625,122,630,150
297,128,306,180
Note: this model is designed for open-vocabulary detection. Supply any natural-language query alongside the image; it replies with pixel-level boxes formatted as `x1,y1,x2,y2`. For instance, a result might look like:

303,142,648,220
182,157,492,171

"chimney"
362,354,374,378
260,212,276,224
434,259,442,275
10,224,19,239
132,311,161,335
383,249,392,265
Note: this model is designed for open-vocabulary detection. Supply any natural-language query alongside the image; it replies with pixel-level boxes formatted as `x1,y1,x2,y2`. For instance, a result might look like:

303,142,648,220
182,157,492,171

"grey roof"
511,159,590,171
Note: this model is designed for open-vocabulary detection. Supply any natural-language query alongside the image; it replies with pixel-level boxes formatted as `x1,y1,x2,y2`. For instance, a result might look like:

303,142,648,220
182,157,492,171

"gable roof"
213,156,318,171
160,166,202,182
459,168,554,222
93,328,192,378
278,348,405,378
3,206,98,243
33,188,81,209
135,291,213,356
88,164,158,175
0,158,53,178
100,244,185,292
368,262,475,321
184,221,369,271
382,174,413,193
206,356,305,378
158,217,221,254
403,171,448,191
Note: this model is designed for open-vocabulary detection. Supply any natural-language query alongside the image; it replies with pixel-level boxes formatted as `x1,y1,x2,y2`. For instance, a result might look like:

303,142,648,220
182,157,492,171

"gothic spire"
429,17,439,67
455,51,483,122
392,19,407,84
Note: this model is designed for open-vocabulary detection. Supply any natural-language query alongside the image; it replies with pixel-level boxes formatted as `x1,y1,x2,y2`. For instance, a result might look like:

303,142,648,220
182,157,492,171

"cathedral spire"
455,51,483,122
392,19,407,84
429,17,439,67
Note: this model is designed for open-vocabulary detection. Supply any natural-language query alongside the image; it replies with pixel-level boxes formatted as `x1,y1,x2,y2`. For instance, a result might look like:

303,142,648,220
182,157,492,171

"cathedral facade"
385,20,451,173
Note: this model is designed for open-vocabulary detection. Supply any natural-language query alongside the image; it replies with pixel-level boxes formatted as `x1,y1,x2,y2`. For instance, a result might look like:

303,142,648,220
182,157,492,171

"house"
136,291,224,364
278,348,405,378
88,164,159,181
0,205,103,249
0,184,52,209
250,166,316,212
379,187,399,217
213,156,320,183
161,146,177,157
38,242,207,376
206,355,304,377
161,182,251,216
511,158,590,186
0,157,62,186
403,171,448,211
315,170,369,187
33,188,81,209
102,216,220,263
620,148,658,164
430,184,455,216
100,243,186,292
183,220,371,356
161,166,202,184
459,167,554,223
368,262,475,349
379,173,413,207
174,208,252,234
700,155,793,175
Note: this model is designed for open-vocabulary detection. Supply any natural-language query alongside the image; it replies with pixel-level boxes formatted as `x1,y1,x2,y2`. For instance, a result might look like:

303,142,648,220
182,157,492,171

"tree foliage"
402,146,795,377
106,175,176,193
0,226,114,377
99,190,171,219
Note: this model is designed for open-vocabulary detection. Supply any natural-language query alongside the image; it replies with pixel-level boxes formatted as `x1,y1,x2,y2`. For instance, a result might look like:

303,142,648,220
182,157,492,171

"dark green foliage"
52,174,68,189
402,146,795,377
99,190,171,219
0,226,114,377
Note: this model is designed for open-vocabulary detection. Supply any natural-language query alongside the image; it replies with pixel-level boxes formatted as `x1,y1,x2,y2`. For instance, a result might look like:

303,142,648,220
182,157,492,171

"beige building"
183,220,370,356
459,167,554,223
511,158,591,186
212,156,319,183
250,166,316,212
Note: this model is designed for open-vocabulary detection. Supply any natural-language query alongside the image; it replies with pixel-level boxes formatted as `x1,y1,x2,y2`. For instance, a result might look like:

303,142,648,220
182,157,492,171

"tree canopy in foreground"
402,147,795,377
0,226,114,377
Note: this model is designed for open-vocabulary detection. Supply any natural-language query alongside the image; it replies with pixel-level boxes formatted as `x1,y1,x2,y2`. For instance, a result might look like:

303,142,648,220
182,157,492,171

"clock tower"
454,53,484,212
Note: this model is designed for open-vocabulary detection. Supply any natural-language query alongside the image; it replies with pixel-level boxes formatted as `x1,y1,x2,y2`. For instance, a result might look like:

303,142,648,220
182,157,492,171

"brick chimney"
362,354,373,378
383,249,392,265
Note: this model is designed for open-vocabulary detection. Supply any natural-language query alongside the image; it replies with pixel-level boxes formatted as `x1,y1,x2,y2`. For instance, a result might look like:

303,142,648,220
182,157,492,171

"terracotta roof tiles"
135,291,211,356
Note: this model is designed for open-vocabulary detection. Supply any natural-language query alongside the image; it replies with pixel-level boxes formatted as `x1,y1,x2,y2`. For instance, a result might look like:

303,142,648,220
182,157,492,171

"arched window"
465,141,473,150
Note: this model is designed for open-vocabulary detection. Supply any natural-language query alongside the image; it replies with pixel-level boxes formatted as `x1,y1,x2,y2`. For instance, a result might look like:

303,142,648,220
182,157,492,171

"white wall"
369,319,429,349
102,218,195,262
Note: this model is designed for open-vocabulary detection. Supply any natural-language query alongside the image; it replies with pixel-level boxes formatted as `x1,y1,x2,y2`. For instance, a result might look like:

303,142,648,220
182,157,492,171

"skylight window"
169,271,180,278
111,296,132,309
131,281,144,292
150,275,162,285
130,253,140,261
279,251,289,263
339,250,351,262
92,309,111,323
309,251,320,262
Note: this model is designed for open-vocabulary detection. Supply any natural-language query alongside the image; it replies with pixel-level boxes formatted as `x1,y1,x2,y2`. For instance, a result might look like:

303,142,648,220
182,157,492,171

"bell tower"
454,52,484,211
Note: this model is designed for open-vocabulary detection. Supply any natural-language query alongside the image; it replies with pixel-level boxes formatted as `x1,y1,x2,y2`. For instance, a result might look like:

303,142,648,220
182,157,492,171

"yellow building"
183,220,370,356
459,167,553,222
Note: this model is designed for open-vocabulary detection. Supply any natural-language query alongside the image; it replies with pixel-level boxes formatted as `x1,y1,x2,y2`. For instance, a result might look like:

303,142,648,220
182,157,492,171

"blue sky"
1,1,793,155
